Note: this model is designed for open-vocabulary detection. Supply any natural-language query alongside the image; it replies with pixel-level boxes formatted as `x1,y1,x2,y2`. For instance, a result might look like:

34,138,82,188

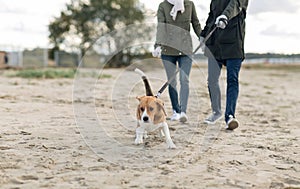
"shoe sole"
180,116,187,123
203,116,222,124
204,120,216,124
226,119,239,130
170,116,180,121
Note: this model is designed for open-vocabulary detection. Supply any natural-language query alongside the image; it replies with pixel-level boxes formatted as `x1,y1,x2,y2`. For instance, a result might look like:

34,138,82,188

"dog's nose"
143,116,149,122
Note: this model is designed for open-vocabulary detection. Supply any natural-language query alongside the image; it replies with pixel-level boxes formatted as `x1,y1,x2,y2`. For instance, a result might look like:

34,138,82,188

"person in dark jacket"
201,0,248,130
152,0,202,123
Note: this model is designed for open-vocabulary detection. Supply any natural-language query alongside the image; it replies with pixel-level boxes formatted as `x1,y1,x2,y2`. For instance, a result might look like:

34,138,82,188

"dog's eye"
149,107,154,111
140,107,144,111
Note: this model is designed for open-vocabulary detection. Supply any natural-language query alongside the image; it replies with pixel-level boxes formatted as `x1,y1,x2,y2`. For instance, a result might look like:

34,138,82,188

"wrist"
219,15,228,20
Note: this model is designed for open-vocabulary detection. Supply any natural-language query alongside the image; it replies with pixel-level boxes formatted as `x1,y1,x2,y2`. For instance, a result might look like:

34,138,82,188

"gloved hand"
199,36,205,52
152,46,162,58
215,15,228,29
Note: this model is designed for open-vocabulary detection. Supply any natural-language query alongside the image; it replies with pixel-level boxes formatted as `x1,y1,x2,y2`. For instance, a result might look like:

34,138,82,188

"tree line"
48,0,154,67
48,0,300,67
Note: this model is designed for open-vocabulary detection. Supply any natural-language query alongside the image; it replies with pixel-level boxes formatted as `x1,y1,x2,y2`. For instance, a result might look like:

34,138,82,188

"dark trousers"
208,58,242,122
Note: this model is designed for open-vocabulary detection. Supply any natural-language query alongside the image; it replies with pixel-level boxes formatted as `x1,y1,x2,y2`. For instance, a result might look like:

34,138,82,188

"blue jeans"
208,58,242,122
161,55,192,113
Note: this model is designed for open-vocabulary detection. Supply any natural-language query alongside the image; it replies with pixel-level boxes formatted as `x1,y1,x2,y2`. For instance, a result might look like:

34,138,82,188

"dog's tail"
134,68,154,96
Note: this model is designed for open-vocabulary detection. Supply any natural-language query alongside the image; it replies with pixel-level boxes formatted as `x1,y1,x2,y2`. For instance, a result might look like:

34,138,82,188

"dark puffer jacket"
201,0,249,60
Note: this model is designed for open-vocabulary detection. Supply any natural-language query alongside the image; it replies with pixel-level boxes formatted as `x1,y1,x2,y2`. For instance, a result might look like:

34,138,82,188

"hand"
152,46,162,58
199,36,205,52
215,15,228,29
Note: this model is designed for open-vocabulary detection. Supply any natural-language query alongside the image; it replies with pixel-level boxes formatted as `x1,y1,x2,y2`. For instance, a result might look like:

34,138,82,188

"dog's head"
136,96,167,124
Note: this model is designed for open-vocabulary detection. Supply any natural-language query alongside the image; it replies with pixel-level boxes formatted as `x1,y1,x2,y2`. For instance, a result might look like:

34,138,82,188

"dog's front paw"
134,137,143,145
143,132,149,139
166,140,176,149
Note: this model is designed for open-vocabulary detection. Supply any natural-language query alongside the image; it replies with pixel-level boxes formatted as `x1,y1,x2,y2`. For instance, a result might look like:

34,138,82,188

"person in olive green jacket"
152,0,202,123
201,0,248,130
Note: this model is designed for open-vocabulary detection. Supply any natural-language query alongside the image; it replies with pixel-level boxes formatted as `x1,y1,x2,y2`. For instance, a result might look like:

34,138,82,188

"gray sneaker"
226,115,239,130
204,112,222,124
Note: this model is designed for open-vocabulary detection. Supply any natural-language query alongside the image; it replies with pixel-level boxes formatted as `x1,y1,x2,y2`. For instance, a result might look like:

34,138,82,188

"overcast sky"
0,0,299,54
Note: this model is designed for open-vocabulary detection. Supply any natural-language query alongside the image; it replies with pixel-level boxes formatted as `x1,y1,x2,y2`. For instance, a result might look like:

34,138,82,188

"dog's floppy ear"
153,100,167,124
155,99,167,116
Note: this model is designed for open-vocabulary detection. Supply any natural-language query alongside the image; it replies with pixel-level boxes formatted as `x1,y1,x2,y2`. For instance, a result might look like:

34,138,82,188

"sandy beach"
0,62,299,189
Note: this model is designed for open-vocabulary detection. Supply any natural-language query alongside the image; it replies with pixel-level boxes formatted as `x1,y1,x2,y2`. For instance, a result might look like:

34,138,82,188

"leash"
192,26,217,54
156,69,179,98
155,26,218,98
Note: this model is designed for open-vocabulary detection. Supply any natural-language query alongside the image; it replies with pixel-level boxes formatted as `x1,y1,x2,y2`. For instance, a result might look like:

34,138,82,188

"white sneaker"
170,110,180,121
225,115,239,130
179,112,188,123
204,112,222,124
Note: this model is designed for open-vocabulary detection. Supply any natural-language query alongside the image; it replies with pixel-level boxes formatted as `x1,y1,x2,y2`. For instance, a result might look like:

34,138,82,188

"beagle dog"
134,68,176,149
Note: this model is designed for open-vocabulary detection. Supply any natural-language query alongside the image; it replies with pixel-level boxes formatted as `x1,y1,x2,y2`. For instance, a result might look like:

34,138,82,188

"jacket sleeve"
191,2,202,38
155,4,166,48
222,0,249,20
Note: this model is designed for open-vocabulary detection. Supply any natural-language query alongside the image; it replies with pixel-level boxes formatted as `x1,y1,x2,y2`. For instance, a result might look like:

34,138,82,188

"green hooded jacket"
155,0,202,56
201,0,249,60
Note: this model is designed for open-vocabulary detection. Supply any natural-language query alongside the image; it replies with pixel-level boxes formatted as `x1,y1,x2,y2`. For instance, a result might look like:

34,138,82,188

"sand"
0,63,299,189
